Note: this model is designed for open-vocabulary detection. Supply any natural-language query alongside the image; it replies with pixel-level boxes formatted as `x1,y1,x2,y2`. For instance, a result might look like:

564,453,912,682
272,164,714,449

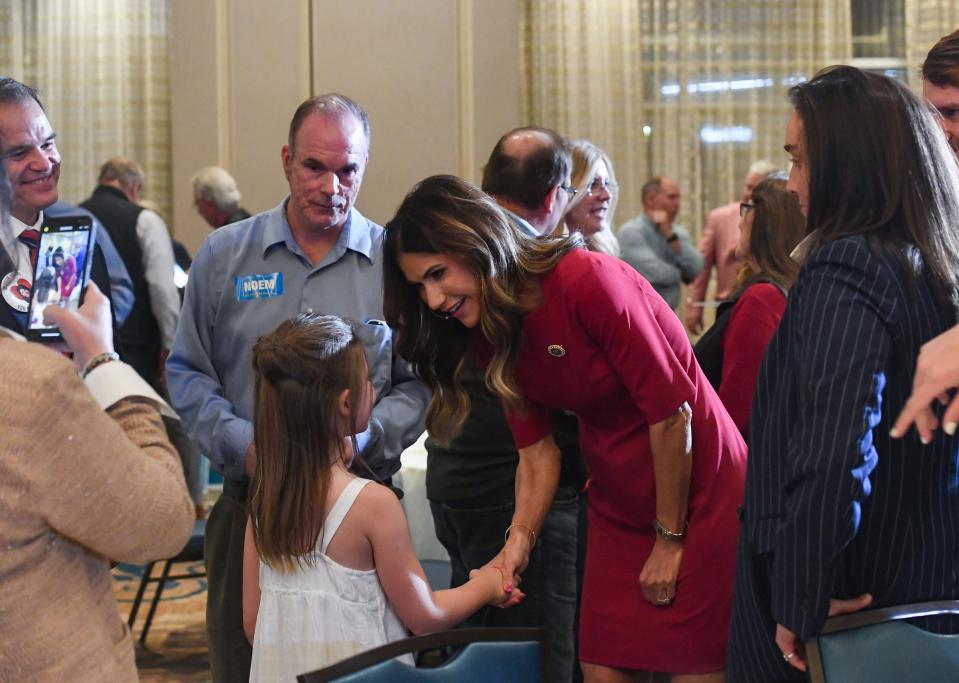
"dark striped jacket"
741,236,959,641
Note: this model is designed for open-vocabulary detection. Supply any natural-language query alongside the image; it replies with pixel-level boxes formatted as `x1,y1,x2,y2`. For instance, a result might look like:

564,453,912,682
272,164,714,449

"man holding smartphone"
0,78,129,336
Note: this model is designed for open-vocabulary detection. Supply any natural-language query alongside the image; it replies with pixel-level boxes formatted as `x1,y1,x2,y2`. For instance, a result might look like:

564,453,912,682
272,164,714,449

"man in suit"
0,78,124,336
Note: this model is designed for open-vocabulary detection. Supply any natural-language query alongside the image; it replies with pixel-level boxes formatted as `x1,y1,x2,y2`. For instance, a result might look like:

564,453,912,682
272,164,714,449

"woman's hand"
892,323,959,442
42,281,114,371
468,566,526,608
638,536,683,607
776,593,873,672
481,546,527,606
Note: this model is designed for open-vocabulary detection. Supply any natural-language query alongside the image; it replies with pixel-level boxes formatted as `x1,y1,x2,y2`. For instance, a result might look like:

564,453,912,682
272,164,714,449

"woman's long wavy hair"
249,314,369,571
733,174,805,292
790,65,959,320
558,139,621,257
384,174,582,443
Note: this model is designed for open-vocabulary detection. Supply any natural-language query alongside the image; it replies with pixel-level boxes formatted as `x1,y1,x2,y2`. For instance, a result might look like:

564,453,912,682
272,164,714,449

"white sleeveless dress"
249,478,412,682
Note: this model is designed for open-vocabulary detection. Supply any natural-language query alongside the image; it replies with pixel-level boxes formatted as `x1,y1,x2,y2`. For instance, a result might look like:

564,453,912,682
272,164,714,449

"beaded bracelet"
80,351,120,380
504,523,537,547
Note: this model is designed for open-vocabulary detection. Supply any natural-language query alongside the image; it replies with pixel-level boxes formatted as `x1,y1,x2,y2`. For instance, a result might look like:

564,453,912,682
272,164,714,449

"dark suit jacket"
739,236,959,646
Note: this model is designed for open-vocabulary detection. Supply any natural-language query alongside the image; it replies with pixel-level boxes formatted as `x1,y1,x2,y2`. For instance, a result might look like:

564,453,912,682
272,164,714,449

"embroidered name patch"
235,272,284,300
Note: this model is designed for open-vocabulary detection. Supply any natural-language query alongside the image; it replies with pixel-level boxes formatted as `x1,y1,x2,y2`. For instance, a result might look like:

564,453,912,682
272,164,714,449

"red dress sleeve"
717,282,787,437
574,254,696,425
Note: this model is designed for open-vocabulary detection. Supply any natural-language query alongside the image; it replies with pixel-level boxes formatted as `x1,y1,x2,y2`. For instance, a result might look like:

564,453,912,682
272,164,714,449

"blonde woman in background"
557,140,621,257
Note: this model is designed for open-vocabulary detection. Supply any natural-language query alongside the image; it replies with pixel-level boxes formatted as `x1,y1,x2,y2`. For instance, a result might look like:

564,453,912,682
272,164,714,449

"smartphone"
25,215,97,341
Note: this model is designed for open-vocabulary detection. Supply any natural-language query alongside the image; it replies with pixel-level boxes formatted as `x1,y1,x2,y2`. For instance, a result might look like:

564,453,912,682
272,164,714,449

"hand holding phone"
25,215,97,341
43,281,114,371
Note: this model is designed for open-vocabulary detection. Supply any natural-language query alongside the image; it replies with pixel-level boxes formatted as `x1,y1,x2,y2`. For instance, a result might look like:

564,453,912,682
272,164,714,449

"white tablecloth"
396,432,450,563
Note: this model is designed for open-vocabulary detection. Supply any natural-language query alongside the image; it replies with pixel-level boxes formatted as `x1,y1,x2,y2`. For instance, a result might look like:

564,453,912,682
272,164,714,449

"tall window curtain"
521,0,852,238
906,0,959,90
0,0,171,220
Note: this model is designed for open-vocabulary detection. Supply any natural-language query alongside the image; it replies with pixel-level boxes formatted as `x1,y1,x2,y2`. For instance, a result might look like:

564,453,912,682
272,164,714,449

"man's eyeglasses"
739,202,755,218
587,179,618,197
560,184,578,199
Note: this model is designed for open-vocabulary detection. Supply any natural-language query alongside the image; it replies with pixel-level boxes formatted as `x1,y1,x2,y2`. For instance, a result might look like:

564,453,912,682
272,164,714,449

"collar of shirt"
10,210,43,238
262,200,375,266
502,208,540,238
791,230,819,264
4,211,43,277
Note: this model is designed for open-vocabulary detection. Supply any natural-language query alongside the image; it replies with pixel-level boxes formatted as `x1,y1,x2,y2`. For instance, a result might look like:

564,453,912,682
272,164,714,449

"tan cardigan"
0,337,195,682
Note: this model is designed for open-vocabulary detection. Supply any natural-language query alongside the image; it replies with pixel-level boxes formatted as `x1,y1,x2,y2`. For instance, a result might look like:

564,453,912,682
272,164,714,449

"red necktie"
17,229,40,271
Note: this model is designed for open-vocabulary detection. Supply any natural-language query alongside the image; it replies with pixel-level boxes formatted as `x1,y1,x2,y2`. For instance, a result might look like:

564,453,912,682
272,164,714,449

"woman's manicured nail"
945,422,957,436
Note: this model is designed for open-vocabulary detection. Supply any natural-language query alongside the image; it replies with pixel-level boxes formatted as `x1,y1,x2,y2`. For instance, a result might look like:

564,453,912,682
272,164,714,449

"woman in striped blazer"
726,66,959,681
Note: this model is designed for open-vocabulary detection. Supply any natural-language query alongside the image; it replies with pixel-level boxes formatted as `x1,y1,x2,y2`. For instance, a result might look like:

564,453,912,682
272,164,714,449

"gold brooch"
547,344,566,358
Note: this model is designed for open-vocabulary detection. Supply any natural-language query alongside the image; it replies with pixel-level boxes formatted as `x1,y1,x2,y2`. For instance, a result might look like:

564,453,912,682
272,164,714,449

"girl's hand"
638,537,683,607
469,566,525,608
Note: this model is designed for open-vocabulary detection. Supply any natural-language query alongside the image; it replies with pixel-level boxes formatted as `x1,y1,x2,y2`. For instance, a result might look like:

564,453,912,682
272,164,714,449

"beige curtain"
906,0,959,89
0,0,171,220
521,0,852,240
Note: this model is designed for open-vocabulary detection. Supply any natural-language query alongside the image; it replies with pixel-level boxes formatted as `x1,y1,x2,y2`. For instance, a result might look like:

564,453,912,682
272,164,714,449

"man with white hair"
684,160,778,333
191,166,250,229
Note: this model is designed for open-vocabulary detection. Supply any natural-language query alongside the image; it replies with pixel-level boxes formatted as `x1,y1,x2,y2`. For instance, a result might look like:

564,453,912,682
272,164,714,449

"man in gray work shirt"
617,176,703,309
167,93,428,682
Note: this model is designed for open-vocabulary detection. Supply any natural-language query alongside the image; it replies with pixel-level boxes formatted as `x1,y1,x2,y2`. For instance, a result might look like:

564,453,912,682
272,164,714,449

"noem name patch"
235,272,284,300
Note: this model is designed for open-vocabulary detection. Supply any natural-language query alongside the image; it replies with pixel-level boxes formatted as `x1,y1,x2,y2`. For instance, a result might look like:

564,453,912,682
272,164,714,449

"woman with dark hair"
694,174,804,439
383,174,747,682
727,66,959,681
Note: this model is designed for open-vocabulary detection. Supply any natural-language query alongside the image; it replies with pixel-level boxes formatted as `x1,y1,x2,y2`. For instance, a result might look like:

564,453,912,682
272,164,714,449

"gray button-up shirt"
167,199,428,482
617,212,703,309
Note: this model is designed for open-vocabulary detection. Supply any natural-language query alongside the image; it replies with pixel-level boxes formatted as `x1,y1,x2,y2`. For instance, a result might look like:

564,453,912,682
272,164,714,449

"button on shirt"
166,200,428,482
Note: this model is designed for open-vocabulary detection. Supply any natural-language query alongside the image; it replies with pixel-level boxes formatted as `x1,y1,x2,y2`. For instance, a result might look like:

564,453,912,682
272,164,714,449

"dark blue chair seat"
126,519,206,646
806,600,959,682
296,627,545,682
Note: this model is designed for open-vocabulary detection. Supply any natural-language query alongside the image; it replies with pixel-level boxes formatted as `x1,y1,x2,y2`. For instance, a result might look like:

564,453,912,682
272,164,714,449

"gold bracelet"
504,523,536,547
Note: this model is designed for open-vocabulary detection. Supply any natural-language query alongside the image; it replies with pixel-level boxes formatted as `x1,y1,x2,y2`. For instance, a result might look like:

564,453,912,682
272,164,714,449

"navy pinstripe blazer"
742,235,959,640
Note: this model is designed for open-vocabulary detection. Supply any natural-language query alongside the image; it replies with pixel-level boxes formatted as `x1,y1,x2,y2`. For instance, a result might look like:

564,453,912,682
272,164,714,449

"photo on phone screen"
25,216,97,340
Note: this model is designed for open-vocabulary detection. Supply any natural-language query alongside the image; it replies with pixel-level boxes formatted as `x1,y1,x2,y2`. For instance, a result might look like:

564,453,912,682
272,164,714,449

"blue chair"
126,519,206,646
295,627,546,682
806,600,959,682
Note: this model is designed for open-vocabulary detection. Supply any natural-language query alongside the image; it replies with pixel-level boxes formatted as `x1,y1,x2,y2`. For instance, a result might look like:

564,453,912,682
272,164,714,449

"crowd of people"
2,26,959,683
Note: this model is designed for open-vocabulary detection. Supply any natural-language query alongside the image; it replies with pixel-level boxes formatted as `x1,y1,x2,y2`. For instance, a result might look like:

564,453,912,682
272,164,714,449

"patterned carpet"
113,561,211,681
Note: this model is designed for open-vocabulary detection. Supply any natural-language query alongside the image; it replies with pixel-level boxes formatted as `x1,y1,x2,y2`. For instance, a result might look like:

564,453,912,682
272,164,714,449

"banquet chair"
296,627,546,682
805,600,959,682
126,519,206,646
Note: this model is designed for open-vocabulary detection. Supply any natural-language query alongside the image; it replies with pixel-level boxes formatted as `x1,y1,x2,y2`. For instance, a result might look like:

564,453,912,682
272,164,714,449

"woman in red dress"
693,174,805,439
383,174,747,682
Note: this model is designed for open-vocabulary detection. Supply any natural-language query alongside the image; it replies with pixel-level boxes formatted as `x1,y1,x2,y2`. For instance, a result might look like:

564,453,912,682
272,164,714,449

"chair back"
296,627,545,683
806,600,959,683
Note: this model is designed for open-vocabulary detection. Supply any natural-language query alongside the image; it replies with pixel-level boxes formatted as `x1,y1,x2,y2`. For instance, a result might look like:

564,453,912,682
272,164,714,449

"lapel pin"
547,344,566,358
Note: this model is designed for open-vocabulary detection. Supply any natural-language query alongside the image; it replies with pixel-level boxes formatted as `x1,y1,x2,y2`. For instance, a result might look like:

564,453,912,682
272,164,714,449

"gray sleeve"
618,226,681,288
674,227,705,283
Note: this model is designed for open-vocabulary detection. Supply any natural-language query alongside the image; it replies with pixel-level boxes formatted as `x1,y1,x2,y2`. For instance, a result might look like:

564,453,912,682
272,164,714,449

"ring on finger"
783,650,797,662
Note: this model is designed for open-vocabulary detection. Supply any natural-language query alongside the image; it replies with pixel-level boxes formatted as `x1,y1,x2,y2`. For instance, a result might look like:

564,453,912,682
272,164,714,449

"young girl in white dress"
242,314,521,682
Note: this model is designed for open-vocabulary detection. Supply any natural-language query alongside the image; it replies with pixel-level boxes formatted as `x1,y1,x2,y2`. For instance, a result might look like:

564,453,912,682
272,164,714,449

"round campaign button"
1,270,31,313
